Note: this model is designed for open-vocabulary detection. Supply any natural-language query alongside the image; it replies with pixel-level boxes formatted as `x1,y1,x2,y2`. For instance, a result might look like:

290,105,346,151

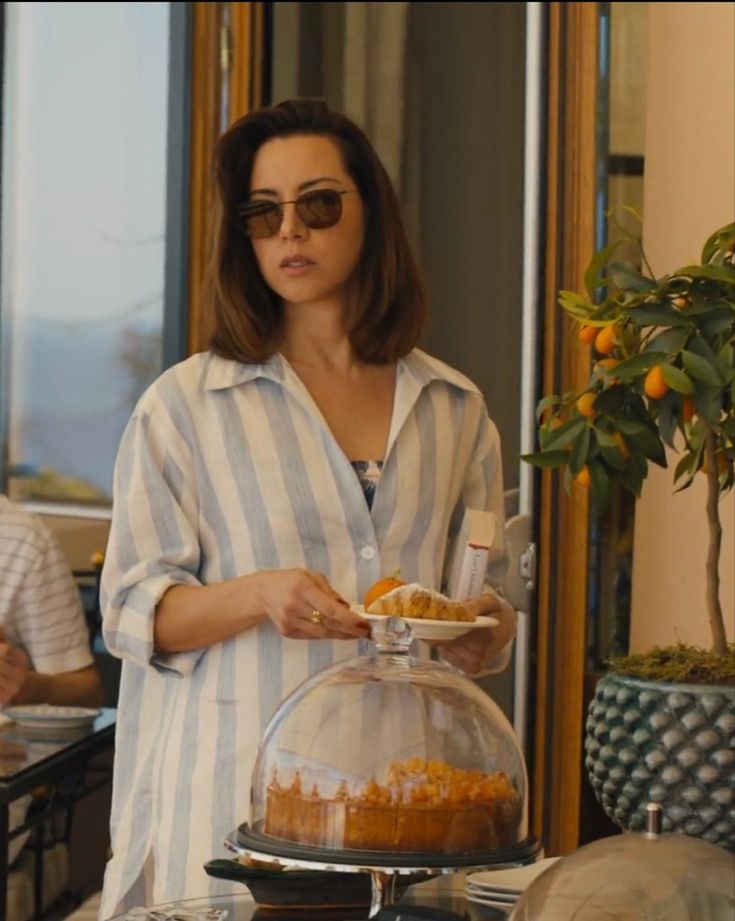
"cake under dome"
247,617,528,859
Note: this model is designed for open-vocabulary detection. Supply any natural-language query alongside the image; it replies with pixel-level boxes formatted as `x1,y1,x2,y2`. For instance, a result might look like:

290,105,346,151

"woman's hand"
155,569,370,653
255,569,371,640
431,591,517,676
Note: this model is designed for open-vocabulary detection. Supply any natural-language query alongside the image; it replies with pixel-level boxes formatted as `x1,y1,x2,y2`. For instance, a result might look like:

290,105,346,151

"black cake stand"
224,823,542,918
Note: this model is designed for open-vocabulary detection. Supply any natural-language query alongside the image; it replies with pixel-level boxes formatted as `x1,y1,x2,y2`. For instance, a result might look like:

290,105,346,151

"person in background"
0,493,104,863
99,97,518,915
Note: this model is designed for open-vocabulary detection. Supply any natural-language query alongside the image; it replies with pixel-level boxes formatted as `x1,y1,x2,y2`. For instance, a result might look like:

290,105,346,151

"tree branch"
704,427,727,655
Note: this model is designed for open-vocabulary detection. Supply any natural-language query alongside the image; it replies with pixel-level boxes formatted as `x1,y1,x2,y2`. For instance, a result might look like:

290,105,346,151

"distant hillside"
17,314,161,497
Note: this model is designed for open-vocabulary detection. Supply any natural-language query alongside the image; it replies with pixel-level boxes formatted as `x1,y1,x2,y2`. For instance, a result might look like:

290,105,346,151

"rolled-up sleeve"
101,386,204,676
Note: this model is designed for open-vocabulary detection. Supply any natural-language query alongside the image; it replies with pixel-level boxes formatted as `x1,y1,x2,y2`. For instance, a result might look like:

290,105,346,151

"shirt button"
360,545,376,560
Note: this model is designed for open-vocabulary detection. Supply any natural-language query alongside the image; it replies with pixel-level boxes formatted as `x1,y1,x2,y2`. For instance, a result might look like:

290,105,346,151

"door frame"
529,0,600,855
186,1,266,355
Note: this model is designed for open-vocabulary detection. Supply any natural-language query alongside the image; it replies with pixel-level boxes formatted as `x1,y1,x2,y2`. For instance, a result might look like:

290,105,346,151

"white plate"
353,606,498,641
466,856,561,893
2,705,101,731
465,889,517,904
464,893,516,912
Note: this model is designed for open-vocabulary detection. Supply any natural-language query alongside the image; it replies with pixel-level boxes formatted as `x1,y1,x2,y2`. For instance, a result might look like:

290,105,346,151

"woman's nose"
279,202,306,239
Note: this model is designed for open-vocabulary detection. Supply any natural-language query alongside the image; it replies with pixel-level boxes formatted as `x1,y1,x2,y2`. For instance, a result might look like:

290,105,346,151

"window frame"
0,1,194,508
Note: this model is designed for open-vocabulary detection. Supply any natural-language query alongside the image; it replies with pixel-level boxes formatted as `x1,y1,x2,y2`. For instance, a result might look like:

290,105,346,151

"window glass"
1,1,170,506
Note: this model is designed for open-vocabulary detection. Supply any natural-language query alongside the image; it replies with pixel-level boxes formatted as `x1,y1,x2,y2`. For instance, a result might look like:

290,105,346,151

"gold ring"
310,609,325,625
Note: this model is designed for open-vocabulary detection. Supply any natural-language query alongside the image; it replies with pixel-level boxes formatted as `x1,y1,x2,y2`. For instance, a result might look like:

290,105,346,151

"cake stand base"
224,826,542,918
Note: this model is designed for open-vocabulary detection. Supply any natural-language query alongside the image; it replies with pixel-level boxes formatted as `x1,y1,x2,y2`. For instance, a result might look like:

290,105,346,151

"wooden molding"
532,1,600,855
229,2,265,124
187,2,266,355
187,2,225,356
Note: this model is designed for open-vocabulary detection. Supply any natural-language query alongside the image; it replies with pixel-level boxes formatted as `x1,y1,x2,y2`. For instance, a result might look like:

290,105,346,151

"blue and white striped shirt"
99,348,506,915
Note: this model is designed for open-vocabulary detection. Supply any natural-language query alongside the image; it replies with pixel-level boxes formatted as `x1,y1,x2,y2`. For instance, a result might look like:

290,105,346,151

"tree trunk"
704,428,727,655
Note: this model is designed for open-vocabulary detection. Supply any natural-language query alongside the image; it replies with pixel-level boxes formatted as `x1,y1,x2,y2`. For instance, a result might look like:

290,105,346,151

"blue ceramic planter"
585,671,735,850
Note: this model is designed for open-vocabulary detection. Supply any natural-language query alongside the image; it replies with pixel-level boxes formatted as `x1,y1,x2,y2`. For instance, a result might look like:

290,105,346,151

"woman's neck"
280,303,358,373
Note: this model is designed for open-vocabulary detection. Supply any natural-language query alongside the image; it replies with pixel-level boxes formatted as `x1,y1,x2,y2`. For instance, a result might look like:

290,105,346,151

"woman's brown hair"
207,98,426,364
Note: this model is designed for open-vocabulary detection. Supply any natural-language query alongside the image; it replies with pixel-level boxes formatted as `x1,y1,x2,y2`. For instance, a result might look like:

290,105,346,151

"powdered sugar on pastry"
366,583,475,622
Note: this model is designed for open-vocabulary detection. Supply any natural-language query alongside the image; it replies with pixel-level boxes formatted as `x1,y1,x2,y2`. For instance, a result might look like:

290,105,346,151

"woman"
99,98,517,914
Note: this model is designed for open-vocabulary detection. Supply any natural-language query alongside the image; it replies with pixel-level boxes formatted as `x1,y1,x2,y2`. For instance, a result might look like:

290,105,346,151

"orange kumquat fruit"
644,365,669,400
594,325,618,356
577,392,598,418
578,324,598,345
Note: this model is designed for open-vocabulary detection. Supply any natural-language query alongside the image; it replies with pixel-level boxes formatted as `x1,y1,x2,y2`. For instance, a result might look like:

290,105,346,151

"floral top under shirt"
351,460,383,509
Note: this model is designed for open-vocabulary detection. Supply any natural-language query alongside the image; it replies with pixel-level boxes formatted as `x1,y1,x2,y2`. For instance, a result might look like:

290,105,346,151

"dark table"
106,885,507,921
0,707,116,921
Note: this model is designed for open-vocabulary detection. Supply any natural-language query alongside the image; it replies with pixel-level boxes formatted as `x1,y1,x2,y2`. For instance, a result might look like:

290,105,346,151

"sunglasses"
237,188,358,239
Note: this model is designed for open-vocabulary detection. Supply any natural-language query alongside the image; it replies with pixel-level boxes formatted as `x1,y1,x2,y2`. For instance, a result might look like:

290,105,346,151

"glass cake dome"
247,617,530,862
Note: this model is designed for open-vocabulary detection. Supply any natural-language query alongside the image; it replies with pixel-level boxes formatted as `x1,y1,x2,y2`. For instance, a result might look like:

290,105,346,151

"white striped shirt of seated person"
0,494,104,864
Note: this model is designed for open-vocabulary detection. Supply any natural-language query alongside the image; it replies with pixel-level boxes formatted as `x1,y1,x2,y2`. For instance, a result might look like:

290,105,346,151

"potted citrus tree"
523,219,735,849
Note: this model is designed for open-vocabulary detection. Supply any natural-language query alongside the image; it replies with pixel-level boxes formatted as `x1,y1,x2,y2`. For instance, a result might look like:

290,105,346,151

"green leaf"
615,418,648,435
697,306,735,338
715,343,734,384
536,394,563,422
685,297,734,318
618,463,644,497
569,425,591,474
686,333,717,361
617,445,648,498
624,302,691,328
593,426,618,448
702,222,735,263
673,472,698,494
628,425,667,467
607,261,658,293
544,416,588,451
674,450,699,483
559,290,594,319
681,349,724,386
521,450,572,470
672,264,735,284
612,351,669,381
583,239,627,297
599,445,628,471
593,384,628,414
692,385,723,426
644,327,688,355
660,363,695,394
655,390,680,448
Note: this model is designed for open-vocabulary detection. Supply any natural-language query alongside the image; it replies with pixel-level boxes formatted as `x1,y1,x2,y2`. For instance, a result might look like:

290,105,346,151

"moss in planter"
609,643,735,685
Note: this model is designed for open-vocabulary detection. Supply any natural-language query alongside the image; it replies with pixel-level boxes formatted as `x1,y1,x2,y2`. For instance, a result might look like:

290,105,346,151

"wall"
41,514,110,571
410,2,526,493
630,1,735,651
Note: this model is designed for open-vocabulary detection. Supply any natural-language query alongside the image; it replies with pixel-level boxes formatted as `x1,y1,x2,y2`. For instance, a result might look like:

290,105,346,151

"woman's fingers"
464,590,504,619
262,569,370,639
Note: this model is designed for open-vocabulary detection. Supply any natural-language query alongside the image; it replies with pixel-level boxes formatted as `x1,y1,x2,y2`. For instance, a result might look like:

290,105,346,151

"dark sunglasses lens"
296,189,343,229
240,201,282,238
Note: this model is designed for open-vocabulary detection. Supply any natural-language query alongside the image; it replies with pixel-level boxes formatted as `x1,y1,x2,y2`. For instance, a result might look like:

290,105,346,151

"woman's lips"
280,255,316,277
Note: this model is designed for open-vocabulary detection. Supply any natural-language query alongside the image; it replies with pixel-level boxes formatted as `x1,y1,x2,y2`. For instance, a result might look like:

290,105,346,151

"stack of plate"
465,858,560,914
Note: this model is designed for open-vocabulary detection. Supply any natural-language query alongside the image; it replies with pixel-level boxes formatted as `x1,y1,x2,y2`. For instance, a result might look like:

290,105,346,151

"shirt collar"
399,348,481,395
202,348,481,396
201,352,287,391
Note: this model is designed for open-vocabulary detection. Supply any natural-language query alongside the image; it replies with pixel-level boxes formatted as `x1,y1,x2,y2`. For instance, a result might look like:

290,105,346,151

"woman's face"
247,134,366,313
